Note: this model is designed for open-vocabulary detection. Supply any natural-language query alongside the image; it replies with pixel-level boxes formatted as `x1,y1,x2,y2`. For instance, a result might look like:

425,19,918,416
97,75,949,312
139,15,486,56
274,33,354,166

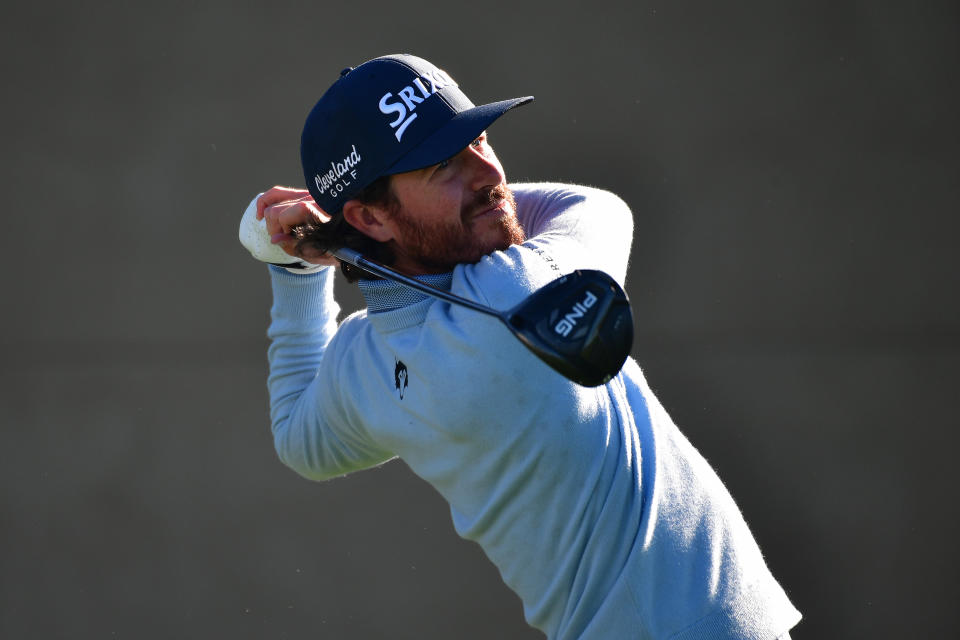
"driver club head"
504,270,634,387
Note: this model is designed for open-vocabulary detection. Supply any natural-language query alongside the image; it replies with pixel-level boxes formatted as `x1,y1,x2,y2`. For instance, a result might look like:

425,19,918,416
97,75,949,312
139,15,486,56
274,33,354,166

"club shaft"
332,248,502,320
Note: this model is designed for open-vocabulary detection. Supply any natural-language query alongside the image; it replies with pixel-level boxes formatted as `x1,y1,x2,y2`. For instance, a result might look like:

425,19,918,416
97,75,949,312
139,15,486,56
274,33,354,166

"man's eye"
471,136,484,148
437,159,449,170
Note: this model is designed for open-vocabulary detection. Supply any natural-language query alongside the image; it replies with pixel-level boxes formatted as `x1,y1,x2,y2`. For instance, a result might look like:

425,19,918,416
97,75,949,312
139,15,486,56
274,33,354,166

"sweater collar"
357,272,453,313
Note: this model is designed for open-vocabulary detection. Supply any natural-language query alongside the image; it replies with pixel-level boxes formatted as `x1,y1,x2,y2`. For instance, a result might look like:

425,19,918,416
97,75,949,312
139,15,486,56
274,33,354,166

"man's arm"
266,266,340,478
511,183,634,285
245,188,392,480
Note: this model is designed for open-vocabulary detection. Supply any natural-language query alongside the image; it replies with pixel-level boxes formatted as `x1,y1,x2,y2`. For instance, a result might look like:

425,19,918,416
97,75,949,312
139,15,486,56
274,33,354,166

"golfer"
242,53,801,640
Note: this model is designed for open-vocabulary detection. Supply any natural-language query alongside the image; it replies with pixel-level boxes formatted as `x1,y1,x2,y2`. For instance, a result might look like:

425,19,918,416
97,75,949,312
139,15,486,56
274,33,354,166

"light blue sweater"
265,183,801,639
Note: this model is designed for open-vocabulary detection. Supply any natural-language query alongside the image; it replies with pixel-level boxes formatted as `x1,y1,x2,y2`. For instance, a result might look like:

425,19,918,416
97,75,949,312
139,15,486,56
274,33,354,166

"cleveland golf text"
554,291,598,337
314,144,362,199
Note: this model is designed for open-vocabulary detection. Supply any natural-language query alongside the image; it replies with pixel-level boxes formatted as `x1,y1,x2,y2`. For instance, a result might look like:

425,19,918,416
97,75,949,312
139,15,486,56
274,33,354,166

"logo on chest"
394,359,409,399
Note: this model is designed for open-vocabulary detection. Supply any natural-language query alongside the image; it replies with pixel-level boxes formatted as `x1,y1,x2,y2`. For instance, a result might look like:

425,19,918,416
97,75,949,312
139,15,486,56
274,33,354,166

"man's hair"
294,175,398,282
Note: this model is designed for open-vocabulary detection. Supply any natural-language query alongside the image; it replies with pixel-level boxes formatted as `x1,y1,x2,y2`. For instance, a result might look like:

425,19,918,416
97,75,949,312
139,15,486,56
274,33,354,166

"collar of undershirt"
357,271,454,314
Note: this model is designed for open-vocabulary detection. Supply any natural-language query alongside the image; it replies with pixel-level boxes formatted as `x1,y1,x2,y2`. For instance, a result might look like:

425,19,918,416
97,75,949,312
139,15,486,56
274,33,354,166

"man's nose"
465,145,505,191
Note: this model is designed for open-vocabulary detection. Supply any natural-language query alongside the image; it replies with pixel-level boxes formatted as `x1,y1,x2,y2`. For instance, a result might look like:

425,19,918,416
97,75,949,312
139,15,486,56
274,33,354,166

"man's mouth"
463,185,513,225
474,200,505,219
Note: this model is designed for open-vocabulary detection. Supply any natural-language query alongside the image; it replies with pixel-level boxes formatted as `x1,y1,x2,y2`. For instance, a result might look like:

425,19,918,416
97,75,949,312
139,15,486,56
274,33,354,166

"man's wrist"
270,260,327,274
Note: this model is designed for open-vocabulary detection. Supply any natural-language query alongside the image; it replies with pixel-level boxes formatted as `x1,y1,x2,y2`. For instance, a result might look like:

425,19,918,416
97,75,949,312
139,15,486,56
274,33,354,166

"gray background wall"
1,1,957,638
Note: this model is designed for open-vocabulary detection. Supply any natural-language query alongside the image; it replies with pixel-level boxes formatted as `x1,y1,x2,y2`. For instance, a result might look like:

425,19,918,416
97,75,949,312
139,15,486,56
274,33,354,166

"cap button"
339,67,354,77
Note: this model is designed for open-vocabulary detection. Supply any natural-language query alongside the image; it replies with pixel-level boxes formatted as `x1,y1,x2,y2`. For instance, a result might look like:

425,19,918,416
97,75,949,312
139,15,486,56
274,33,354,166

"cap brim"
385,96,534,174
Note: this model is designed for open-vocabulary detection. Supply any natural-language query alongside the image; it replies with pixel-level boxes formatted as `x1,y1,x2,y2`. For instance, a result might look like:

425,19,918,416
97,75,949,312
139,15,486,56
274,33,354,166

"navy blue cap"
300,54,533,214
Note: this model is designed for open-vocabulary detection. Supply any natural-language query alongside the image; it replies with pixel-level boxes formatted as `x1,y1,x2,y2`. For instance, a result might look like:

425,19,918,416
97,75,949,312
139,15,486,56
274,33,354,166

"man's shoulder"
452,243,566,311
328,308,371,349
510,181,625,203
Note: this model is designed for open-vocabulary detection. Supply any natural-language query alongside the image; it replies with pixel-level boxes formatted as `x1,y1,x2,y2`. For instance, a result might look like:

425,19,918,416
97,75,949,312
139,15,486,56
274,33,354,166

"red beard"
388,184,526,272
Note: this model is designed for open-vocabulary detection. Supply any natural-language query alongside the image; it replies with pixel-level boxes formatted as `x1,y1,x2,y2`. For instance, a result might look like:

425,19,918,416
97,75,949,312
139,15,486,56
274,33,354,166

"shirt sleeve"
510,182,634,286
265,265,391,480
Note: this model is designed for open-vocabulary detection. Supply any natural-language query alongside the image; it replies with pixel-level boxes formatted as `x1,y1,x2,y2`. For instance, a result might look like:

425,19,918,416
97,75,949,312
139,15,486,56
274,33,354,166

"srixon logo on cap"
378,68,458,142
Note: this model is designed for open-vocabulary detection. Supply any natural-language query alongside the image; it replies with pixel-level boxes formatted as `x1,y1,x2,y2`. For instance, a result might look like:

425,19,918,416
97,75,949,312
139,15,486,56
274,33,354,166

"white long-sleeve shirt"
265,183,801,639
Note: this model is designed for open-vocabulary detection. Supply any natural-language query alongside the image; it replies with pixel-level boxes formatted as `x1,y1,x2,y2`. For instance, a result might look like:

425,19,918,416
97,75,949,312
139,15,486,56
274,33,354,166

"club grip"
331,247,363,266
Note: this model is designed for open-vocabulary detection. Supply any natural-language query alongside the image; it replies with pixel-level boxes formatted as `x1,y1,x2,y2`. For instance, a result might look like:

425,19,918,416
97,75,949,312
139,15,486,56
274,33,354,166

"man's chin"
471,215,522,254
496,207,526,248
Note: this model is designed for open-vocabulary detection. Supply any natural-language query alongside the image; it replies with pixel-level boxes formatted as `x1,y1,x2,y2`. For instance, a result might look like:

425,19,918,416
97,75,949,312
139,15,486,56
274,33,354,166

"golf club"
332,248,634,387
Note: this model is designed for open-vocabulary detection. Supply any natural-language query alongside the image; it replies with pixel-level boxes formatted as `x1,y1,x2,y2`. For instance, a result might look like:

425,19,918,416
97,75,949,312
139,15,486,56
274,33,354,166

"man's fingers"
256,186,313,220
242,186,338,265
266,229,302,259
254,189,333,262
261,200,332,261
262,201,307,235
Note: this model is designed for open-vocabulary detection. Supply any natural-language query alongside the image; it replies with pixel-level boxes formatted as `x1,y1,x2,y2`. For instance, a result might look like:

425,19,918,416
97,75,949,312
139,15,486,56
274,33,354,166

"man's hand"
255,186,339,268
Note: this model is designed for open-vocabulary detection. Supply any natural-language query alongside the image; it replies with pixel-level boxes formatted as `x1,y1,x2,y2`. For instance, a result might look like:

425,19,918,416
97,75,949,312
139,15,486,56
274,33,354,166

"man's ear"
341,199,396,242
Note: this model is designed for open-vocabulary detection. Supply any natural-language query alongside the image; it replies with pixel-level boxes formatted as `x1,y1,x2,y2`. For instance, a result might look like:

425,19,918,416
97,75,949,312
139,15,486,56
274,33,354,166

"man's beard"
388,184,526,272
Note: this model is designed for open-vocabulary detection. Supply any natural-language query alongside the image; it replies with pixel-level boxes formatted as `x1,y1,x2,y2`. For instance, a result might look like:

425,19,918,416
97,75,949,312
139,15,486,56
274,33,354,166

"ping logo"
378,68,458,141
554,291,598,337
